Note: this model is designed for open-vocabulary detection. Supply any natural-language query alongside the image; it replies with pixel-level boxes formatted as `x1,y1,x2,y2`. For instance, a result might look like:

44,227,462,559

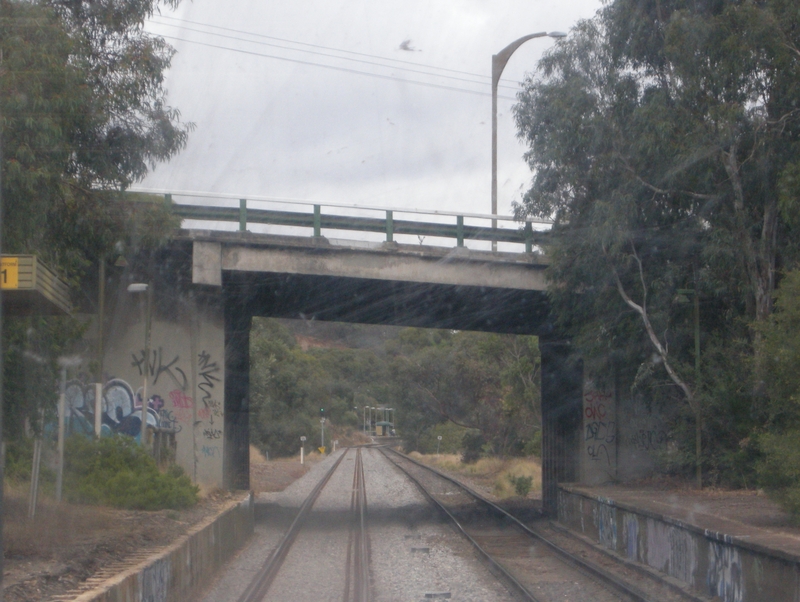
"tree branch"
603,243,696,408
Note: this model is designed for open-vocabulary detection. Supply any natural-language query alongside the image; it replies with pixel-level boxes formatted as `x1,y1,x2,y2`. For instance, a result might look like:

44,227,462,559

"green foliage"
522,430,542,458
757,431,800,519
750,271,800,513
249,320,542,459
64,435,198,510
415,421,468,455
387,329,541,456
1,0,189,445
513,0,800,485
2,315,87,438
461,431,485,464
507,474,533,497
249,319,391,457
762,271,800,427
1,0,190,280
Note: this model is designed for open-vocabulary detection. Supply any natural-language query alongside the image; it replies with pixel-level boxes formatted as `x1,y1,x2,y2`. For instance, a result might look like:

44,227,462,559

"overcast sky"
140,0,603,227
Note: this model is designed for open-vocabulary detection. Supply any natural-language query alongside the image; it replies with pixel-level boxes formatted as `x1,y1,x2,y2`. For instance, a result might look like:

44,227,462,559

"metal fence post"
313,205,321,237
457,216,464,247
525,221,533,253
239,199,247,231
386,211,394,242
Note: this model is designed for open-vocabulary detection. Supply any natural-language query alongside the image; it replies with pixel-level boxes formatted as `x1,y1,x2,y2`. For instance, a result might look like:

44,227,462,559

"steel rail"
380,449,540,602
381,446,657,602
237,450,349,602
345,448,371,602
355,448,370,602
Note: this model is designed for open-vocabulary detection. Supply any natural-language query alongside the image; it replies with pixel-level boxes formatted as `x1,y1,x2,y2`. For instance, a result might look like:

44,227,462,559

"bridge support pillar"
540,339,583,516
224,302,251,490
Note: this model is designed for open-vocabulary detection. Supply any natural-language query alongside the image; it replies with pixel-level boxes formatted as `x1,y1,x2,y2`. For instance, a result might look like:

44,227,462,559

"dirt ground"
3,486,237,601
2,447,313,602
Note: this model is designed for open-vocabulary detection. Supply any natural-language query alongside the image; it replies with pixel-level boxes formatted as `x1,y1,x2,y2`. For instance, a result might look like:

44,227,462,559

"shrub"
64,435,198,510
756,430,800,518
522,431,542,458
508,474,533,497
461,431,485,464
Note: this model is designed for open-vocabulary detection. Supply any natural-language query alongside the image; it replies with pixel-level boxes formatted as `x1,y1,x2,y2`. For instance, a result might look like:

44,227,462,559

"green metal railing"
129,189,550,253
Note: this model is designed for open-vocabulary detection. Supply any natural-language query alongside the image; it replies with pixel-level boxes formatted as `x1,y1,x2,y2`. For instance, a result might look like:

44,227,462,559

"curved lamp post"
491,31,566,251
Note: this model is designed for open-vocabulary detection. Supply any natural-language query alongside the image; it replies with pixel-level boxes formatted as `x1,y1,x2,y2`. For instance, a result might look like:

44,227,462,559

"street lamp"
127,282,152,447
491,31,566,251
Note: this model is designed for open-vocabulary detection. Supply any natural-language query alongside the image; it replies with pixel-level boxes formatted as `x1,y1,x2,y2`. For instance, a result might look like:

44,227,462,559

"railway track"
380,446,709,602
233,446,707,602
237,448,370,602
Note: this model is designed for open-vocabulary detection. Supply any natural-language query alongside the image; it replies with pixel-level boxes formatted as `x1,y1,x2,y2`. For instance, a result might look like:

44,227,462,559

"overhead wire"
150,14,528,89
158,34,520,100
147,18,522,93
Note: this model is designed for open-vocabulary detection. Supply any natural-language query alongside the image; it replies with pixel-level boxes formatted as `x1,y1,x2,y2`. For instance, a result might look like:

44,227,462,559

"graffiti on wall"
628,428,668,451
593,501,618,551
62,377,183,439
131,348,188,391
197,350,223,440
583,384,616,472
708,542,743,602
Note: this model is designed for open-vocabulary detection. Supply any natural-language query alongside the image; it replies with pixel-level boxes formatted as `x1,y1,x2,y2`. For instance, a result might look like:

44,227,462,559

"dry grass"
5,482,127,558
250,445,269,465
408,452,542,499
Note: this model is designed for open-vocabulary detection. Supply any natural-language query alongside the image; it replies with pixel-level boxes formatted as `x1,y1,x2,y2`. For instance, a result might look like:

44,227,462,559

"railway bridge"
97,191,607,514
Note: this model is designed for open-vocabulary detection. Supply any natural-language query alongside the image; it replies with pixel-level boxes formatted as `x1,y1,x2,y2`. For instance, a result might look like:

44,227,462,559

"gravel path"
363,447,516,602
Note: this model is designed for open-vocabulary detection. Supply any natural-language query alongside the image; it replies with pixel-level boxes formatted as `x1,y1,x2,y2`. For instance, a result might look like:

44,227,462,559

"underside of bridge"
221,269,581,514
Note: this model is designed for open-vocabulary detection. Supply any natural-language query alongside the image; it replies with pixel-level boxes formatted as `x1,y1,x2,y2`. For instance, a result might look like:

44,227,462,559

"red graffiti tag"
169,389,193,409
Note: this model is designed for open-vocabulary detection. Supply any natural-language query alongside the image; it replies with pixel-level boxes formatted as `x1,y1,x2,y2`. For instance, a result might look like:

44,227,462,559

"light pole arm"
491,31,565,252
492,32,548,90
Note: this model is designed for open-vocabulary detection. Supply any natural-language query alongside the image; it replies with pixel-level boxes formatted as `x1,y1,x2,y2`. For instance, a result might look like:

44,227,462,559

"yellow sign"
1,257,19,289
318,446,326,454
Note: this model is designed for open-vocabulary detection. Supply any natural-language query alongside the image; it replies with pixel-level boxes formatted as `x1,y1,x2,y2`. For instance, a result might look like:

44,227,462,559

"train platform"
556,482,800,601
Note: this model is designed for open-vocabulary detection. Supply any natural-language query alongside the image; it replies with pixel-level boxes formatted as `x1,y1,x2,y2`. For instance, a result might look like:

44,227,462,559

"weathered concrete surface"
72,493,253,602
185,229,549,291
103,283,226,489
557,485,800,602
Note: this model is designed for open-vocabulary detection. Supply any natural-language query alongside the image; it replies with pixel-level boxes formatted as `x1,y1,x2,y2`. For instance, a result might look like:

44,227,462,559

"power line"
159,35,519,100
148,18,522,93
151,14,524,86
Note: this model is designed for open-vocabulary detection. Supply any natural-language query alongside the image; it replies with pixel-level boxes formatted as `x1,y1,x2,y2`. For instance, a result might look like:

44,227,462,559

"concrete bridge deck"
185,228,549,292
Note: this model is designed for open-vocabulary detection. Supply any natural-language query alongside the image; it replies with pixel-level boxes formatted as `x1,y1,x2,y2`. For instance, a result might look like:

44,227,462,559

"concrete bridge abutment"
92,232,668,500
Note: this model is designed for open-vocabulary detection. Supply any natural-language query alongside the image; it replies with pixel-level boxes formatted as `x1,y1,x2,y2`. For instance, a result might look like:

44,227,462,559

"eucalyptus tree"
514,0,800,481
0,0,190,436
1,0,190,278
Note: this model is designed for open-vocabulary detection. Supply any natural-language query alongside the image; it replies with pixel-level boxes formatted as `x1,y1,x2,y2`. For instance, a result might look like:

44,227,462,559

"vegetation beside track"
408,452,542,500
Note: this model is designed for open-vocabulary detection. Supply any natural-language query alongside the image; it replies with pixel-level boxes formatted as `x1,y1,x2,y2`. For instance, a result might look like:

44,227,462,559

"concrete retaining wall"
73,492,254,602
557,486,800,602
